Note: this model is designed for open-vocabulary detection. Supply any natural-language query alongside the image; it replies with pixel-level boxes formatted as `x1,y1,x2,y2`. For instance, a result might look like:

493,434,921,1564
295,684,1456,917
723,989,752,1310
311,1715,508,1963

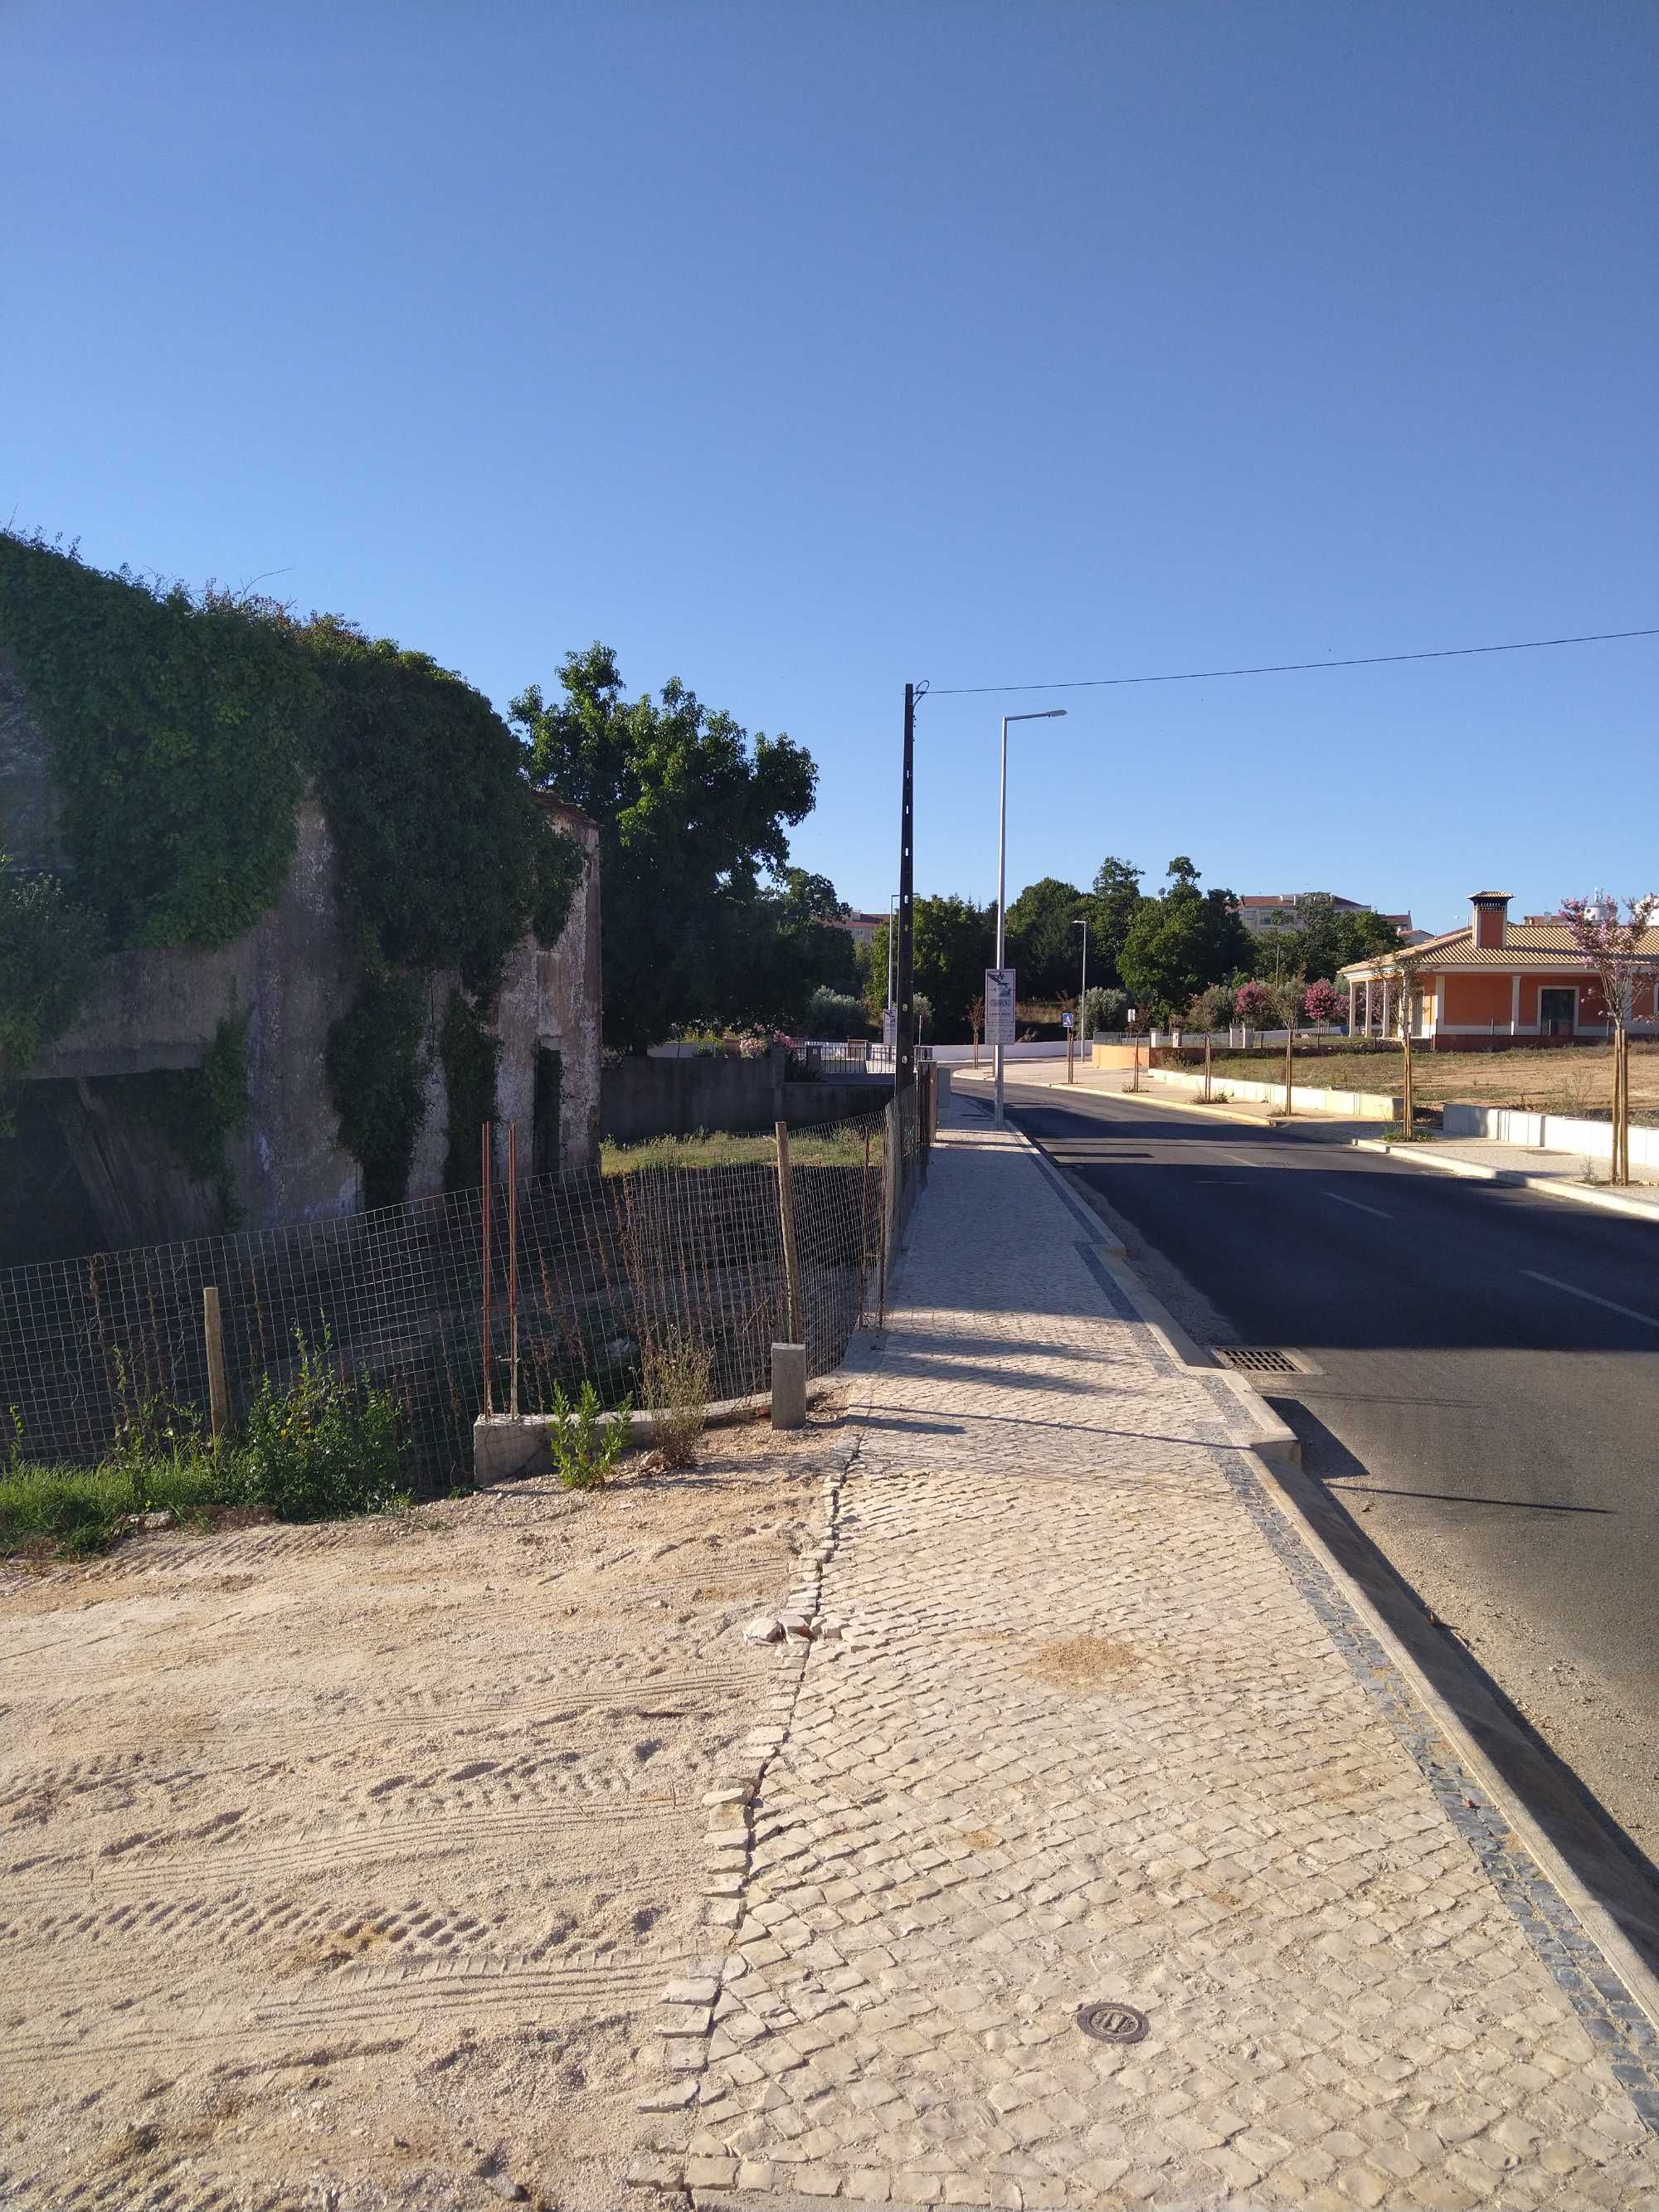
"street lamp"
1073,916,1088,1052
995,707,1068,1125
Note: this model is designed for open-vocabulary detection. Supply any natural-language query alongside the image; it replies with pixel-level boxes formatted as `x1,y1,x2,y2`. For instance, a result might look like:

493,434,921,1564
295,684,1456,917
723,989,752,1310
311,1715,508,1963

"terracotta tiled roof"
1340,922,1659,978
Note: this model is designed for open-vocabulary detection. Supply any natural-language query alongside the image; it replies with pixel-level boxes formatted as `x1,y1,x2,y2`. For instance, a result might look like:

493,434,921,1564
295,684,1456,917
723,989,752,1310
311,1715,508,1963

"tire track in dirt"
6,1791,687,1906
1,1950,681,2069
3,1669,761,1765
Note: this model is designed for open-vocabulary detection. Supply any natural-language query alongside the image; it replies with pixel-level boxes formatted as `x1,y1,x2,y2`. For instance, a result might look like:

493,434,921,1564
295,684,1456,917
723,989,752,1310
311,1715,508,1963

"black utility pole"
895,683,917,1093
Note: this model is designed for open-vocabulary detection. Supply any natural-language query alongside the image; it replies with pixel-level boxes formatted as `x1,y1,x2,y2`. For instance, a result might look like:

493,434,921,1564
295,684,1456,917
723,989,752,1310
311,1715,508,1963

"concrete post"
771,1341,806,1429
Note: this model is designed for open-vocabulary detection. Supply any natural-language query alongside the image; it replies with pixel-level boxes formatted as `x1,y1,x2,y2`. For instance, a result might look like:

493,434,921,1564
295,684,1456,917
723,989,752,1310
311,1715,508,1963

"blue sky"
6,2,1655,936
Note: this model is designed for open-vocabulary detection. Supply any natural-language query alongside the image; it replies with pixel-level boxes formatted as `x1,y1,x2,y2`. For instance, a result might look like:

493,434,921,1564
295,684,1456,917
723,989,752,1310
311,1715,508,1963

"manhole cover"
1214,1345,1300,1374
1076,2001,1149,2045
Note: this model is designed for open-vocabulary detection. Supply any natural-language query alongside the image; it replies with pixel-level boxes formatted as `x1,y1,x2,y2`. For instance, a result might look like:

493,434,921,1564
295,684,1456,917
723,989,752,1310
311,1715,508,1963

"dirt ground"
0,1404,844,2212
1206,1042,1659,1119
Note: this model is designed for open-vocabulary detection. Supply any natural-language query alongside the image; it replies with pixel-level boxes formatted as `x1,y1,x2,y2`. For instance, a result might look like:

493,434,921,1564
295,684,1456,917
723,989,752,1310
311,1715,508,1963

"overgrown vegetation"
0,849,104,1125
440,991,501,1192
0,531,586,1202
118,1012,252,1218
1,1340,408,1558
324,974,429,1208
601,1125,869,1174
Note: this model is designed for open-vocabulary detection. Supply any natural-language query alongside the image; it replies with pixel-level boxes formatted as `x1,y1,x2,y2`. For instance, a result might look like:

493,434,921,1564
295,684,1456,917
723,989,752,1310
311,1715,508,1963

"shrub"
1184,983,1235,1033
235,1333,407,1521
1234,980,1272,1025
1081,986,1128,1037
546,1379,631,1489
640,1328,713,1467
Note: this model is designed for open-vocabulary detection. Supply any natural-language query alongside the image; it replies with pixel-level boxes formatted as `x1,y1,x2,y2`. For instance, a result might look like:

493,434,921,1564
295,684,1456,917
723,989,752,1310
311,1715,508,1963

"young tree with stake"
1379,941,1435,1141
1559,894,1659,1184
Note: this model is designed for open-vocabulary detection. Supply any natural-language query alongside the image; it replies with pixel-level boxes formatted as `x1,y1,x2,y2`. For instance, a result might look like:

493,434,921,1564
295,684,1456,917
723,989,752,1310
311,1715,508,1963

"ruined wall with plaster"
6,690,603,1253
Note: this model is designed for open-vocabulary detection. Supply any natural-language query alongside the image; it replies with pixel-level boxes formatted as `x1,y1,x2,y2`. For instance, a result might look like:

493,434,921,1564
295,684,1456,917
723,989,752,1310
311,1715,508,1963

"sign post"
985,967,1016,1125
1063,1007,1074,1084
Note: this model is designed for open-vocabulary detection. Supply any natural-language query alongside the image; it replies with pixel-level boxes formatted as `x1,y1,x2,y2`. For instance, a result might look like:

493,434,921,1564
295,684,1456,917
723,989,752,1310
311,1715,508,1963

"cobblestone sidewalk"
635,1106,1659,2210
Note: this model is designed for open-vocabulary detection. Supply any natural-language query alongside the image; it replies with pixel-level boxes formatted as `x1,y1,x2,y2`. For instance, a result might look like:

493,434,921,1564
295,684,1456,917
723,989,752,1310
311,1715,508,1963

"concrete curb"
997,1107,1659,2045
1353,1136,1659,1220
1350,1135,1496,1178
474,1381,840,1485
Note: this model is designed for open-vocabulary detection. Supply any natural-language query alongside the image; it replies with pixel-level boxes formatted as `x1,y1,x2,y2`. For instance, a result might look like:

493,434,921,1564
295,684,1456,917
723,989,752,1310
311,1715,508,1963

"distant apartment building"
1238,891,1413,939
825,908,890,946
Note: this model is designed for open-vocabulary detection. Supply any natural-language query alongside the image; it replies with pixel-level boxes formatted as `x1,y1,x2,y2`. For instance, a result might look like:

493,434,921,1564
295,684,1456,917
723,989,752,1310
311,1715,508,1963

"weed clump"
640,1328,713,1468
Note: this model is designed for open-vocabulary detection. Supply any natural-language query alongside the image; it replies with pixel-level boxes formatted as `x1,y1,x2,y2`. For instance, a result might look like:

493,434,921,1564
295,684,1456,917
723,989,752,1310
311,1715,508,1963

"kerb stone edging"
1351,1135,1659,1223
1001,1105,1659,2049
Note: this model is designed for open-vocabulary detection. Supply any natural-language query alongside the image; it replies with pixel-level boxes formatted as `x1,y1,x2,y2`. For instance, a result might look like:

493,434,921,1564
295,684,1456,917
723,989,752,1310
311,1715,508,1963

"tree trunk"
1283,1028,1294,1115
1401,1027,1414,1141
1613,1026,1627,1184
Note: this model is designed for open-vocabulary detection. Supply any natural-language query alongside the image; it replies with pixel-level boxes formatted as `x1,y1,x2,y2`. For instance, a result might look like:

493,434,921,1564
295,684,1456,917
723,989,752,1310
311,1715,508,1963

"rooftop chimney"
1469,890,1511,951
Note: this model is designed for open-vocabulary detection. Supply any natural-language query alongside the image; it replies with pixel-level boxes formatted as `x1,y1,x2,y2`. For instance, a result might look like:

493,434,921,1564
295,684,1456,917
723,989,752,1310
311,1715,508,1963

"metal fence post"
774,1120,803,1344
479,1121,494,1418
506,1121,519,1418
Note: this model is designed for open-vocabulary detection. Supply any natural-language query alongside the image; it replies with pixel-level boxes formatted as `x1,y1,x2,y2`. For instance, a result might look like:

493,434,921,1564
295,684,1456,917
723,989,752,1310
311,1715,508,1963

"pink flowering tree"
1303,980,1342,1028
1559,893,1659,1182
1234,980,1271,1030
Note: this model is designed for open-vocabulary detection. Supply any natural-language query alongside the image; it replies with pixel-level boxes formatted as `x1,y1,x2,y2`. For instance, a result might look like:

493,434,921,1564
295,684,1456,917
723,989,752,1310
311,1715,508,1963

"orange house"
1340,892,1659,1049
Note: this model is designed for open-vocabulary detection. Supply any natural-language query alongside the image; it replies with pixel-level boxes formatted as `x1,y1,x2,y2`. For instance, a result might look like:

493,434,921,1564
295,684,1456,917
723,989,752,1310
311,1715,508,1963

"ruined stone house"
1,652,601,1263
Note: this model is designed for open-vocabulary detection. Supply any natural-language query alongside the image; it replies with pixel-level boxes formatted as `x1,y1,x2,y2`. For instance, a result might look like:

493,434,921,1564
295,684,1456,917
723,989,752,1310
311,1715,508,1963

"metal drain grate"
1214,1345,1300,1375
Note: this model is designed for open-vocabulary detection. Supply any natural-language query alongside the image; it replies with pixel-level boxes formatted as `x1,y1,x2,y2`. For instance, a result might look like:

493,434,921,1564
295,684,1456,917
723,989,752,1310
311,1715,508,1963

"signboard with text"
883,1006,898,1052
985,968,1016,1047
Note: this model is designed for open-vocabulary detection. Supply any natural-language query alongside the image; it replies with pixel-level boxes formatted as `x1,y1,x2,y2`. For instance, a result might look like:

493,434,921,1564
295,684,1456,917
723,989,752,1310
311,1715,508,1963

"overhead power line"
927,625,1659,698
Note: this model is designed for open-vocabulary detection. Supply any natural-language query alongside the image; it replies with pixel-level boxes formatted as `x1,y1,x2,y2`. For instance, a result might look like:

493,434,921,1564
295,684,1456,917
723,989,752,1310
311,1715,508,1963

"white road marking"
1326,1190,1393,1220
1521,1271,1659,1330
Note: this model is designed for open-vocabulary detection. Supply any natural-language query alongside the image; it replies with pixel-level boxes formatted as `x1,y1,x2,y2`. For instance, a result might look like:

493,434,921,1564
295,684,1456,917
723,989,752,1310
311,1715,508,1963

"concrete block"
771,1342,807,1429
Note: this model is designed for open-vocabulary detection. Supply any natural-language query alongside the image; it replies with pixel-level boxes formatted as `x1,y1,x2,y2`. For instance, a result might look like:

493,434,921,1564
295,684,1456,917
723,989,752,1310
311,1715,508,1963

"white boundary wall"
1442,1102,1659,1169
1146,1069,1399,1118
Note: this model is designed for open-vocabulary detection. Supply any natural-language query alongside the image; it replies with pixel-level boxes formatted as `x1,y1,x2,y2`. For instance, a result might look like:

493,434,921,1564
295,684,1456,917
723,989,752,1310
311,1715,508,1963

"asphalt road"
997,1078,1659,1906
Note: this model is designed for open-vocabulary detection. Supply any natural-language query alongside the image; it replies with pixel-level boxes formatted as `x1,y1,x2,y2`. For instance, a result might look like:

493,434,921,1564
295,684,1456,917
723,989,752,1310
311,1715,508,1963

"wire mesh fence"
2,1092,928,1494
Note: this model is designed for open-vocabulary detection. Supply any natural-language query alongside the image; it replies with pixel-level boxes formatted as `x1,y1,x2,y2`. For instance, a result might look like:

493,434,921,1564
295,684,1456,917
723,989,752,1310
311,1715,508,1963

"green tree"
1079,856,1148,989
1119,858,1251,1020
1005,878,1087,1000
510,646,821,1051
864,896,993,1038
1248,895,1402,984
712,867,859,1033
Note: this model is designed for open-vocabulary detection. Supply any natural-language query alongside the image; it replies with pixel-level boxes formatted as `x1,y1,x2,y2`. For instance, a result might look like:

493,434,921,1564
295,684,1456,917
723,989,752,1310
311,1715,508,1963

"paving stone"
648,1108,1659,2209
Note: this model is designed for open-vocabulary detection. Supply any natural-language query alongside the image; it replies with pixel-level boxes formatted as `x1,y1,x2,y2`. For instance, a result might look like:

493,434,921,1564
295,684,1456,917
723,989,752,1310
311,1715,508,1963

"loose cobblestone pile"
633,1107,1659,2210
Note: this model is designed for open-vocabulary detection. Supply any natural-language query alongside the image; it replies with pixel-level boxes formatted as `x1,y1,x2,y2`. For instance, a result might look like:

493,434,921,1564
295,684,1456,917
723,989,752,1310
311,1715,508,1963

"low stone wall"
1442,1101,1659,1168
1146,1068,1400,1118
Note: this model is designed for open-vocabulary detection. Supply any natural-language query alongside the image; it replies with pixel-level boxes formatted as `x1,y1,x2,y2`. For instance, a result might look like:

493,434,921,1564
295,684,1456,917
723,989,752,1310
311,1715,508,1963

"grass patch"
0,1451,225,1558
601,1125,871,1174
2,1335,411,1560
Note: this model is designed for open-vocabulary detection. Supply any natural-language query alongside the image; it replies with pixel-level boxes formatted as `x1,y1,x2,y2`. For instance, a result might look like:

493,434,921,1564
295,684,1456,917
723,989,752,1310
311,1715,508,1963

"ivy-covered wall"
0,532,598,1250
